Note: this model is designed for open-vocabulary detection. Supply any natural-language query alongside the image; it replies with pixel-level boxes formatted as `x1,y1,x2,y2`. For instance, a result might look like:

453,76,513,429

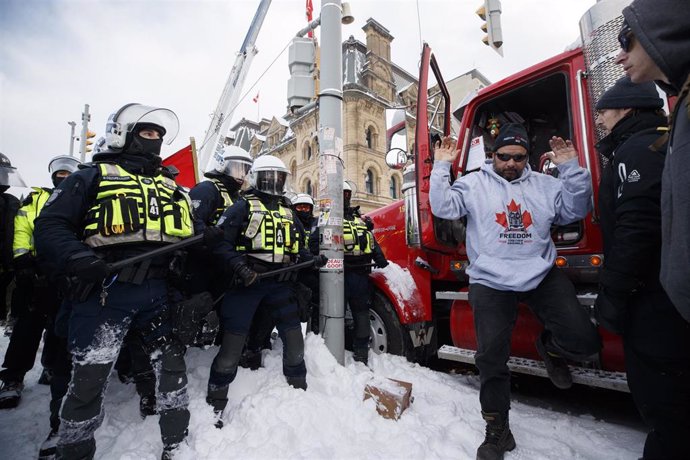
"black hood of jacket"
623,0,690,92
92,149,162,177
596,111,668,158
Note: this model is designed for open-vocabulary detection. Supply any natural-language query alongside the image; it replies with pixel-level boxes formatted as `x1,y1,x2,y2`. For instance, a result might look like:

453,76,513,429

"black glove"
67,255,109,284
313,254,328,268
375,259,389,269
203,226,225,248
234,263,258,287
594,287,628,335
13,254,35,271
363,216,374,231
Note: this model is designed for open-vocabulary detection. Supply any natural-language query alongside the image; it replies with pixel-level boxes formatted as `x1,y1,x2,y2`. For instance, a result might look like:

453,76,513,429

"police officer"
207,155,325,427
342,181,388,365
0,153,23,332
0,155,80,410
291,193,320,332
34,103,193,460
185,145,253,301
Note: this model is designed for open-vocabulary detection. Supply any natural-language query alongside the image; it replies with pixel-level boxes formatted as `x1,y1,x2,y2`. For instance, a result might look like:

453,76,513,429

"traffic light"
476,0,503,56
85,130,96,153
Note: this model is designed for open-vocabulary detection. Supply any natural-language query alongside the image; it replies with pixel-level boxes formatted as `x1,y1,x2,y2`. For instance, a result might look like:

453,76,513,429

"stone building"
230,18,489,213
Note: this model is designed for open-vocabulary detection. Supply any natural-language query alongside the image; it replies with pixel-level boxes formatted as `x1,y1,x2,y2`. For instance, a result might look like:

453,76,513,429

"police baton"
107,234,205,273
255,259,317,281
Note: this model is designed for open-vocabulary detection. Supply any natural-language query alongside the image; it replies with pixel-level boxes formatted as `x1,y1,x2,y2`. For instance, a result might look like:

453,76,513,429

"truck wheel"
369,290,408,357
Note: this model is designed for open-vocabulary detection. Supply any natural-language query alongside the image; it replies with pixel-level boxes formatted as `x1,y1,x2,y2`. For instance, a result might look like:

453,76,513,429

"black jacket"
624,0,690,322
597,112,668,295
0,192,20,271
34,161,194,276
214,189,313,273
189,176,240,233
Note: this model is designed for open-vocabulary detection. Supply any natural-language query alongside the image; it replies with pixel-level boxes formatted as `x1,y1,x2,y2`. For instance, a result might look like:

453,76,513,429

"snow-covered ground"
0,330,645,460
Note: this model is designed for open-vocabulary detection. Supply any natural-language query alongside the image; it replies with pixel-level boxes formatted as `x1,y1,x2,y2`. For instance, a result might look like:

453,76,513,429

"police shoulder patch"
44,189,63,207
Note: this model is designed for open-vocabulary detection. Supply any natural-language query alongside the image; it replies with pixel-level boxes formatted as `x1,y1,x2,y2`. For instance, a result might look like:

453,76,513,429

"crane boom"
197,0,272,175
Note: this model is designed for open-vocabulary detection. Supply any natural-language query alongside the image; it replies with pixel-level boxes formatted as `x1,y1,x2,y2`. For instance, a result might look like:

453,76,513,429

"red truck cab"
366,0,638,392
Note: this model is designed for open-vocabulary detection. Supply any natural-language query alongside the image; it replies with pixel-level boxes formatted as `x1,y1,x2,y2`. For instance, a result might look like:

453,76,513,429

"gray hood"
623,0,690,91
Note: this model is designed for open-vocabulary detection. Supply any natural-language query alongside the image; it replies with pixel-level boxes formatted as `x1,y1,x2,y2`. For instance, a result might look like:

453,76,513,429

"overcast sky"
0,0,594,188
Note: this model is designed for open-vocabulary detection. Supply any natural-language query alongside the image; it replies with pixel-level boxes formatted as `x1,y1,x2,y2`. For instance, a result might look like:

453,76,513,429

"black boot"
37,428,59,459
0,379,23,409
476,411,516,460
535,334,573,390
239,348,262,370
139,394,157,419
38,368,53,386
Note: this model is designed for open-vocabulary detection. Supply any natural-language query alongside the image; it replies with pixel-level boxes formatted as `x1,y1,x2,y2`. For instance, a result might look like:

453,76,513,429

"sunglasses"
495,152,528,163
618,22,633,52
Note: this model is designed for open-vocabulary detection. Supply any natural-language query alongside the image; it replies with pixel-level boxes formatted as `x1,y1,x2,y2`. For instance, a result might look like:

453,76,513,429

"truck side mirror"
385,148,408,170
385,108,411,169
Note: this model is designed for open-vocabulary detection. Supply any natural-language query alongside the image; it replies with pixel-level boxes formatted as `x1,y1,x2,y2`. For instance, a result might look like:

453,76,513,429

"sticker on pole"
323,258,344,270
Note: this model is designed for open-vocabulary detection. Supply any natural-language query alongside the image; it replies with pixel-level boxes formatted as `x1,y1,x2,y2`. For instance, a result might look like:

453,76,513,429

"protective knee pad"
212,332,246,375
158,341,188,396
61,362,112,423
282,327,305,368
352,310,370,342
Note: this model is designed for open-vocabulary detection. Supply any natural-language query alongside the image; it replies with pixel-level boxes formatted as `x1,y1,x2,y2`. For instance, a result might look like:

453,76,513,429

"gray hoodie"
624,0,690,322
430,158,592,291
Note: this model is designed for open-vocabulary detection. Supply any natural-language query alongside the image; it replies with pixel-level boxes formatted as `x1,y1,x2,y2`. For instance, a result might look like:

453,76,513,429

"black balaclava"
294,207,313,227
118,124,165,176
52,173,66,188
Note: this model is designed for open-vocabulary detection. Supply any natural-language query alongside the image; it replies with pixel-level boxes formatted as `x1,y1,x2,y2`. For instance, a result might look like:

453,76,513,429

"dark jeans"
624,289,690,460
469,267,601,414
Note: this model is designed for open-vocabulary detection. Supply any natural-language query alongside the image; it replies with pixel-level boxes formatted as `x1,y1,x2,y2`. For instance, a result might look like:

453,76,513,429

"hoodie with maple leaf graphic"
430,158,591,291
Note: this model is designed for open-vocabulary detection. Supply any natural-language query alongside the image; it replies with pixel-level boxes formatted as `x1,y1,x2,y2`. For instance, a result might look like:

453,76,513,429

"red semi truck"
364,0,643,392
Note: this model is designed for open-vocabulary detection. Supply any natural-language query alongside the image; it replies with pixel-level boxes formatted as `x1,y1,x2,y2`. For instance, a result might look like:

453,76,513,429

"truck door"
414,43,465,253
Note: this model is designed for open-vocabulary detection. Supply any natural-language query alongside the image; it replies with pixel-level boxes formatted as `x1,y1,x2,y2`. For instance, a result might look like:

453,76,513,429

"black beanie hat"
493,123,530,152
595,76,663,110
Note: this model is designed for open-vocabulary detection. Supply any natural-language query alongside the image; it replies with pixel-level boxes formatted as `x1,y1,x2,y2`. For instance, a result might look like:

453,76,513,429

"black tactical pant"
469,267,601,415
57,279,189,459
0,278,61,383
345,271,372,354
623,288,690,460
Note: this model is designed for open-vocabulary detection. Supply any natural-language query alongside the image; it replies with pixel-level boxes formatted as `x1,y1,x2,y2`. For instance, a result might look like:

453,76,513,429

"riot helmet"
48,155,81,187
0,153,27,189
292,193,314,225
343,180,353,209
248,155,289,196
206,145,253,186
104,103,179,157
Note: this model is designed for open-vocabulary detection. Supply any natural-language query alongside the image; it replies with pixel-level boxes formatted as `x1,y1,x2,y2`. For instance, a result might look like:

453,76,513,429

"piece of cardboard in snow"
363,378,413,420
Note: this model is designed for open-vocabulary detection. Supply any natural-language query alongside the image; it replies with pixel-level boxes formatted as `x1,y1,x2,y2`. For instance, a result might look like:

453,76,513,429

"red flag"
306,0,313,38
253,92,260,103
162,143,199,189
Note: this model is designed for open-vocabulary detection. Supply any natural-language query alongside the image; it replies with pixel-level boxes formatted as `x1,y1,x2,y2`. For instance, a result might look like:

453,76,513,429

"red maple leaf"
522,210,532,229
495,212,508,229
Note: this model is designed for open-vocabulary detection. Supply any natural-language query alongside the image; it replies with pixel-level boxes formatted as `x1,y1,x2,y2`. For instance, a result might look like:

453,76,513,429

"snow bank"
0,330,644,459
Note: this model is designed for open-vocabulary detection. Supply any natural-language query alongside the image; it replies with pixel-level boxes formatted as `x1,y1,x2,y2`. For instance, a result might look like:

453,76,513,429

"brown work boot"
476,411,516,460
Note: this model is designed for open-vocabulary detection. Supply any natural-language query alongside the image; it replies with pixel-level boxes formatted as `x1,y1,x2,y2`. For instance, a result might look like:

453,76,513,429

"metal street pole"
318,0,345,364
79,104,90,162
68,121,77,156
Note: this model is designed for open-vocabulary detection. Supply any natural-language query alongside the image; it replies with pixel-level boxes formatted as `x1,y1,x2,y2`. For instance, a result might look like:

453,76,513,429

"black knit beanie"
493,123,530,151
595,76,663,110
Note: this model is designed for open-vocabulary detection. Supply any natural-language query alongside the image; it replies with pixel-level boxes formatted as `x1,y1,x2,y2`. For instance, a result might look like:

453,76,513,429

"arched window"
306,180,312,197
365,169,375,194
290,161,297,179
303,141,312,161
365,126,376,149
389,176,398,199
